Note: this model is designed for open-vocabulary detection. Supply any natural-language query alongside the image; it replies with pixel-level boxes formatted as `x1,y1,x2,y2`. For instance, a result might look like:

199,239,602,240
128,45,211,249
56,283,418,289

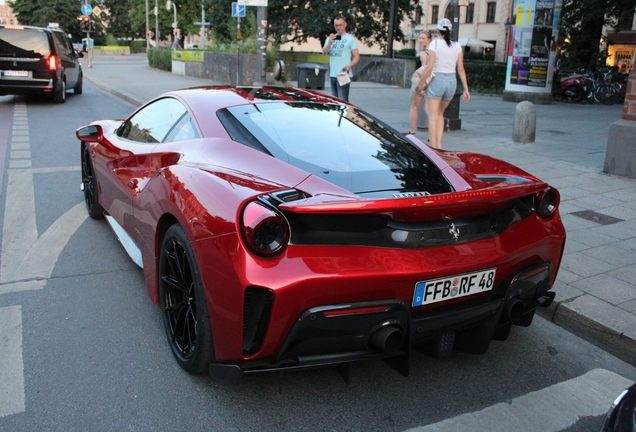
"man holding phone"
322,14,360,102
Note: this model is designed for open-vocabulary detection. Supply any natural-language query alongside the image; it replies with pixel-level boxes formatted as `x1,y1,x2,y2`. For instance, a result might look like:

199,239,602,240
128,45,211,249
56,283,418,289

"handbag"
411,68,435,90
411,41,436,91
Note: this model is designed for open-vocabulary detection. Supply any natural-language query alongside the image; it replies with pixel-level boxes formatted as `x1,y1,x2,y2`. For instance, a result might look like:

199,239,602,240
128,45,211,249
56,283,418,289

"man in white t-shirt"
321,14,360,102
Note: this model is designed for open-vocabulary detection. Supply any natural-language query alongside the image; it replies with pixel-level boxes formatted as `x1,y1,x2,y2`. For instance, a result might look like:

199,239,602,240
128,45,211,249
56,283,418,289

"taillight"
241,201,289,256
48,55,57,71
535,187,559,218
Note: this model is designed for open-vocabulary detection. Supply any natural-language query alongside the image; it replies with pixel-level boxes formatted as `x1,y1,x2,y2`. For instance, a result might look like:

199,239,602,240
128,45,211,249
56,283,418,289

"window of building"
466,3,474,23
431,5,439,24
415,6,423,24
486,2,496,23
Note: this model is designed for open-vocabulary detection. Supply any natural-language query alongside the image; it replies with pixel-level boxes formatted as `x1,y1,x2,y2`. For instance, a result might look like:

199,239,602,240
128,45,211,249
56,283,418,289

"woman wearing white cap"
416,18,470,149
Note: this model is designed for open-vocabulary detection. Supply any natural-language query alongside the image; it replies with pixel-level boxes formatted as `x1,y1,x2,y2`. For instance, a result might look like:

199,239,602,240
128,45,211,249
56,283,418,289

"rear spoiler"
279,182,549,221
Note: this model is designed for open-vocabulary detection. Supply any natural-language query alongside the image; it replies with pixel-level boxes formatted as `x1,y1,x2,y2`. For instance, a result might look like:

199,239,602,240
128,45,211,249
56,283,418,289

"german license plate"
3,70,29,77
412,268,496,307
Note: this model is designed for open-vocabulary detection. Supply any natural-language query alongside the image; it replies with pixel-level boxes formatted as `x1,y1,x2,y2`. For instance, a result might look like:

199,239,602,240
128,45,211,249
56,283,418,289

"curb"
538,294,636,367
84,75,145,107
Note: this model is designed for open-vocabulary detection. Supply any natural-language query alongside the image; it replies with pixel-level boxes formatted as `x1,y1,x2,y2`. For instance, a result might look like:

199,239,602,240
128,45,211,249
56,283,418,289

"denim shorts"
426,72,457,100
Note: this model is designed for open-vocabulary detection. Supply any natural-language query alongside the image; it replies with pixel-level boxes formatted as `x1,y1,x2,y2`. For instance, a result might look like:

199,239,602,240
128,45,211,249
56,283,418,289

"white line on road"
0,305,25,417
405,368,633,432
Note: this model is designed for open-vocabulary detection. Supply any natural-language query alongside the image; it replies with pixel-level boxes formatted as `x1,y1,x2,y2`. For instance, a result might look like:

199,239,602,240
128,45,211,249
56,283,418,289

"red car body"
77,86,566,384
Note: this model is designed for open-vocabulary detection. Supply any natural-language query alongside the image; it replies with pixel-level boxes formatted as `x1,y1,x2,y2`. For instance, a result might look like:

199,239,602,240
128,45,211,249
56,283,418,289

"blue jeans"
330,77,350,102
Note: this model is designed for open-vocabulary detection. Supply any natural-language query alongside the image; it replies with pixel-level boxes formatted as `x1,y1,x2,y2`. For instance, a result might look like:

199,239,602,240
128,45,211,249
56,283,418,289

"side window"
164,112,199,142
52,32,70,55
119,98,188,144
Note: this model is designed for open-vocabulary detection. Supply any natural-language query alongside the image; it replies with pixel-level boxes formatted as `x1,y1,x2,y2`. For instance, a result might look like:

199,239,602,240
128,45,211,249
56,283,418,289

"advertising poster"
505,0,562,94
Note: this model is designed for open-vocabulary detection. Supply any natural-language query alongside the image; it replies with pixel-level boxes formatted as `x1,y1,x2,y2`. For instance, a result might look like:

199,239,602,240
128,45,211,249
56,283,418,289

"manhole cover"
570,210,623,225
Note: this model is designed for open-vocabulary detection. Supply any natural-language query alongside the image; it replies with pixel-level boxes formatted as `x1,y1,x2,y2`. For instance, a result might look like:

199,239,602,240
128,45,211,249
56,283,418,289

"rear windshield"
220,102,453,197
0,28,51,58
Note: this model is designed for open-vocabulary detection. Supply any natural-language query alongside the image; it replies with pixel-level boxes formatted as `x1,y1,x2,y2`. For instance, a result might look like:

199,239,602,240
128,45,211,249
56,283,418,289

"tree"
102,0,133,38
9,0,102,41
266,0,418,53
559,0,636,71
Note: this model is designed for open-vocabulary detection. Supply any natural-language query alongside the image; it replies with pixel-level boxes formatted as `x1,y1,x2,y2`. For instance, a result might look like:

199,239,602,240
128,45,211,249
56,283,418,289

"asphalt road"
1,80,636,432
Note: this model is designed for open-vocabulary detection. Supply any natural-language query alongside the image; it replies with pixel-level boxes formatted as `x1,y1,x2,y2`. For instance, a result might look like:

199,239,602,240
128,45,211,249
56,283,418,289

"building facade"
0,0,18,25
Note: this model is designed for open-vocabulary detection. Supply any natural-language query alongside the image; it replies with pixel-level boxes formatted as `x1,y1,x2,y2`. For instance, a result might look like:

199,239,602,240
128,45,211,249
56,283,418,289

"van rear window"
0,28,51,58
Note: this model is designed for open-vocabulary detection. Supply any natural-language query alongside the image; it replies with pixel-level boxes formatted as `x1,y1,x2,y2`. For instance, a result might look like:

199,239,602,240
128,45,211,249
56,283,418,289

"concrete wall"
173,51,417,88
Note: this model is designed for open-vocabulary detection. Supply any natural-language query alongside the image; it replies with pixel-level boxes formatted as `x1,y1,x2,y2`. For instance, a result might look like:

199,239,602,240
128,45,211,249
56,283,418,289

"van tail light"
535,187,559,218
48,55,57,71
241,201,289,257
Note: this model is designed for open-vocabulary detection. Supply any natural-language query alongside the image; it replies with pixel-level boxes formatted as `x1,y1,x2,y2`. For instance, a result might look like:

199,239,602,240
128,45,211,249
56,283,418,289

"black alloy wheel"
82,143,104,219
159,224,215,373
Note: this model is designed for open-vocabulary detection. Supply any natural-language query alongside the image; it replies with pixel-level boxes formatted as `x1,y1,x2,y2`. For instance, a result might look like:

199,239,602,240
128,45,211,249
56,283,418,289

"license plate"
3,70,29,77
412,268,496,307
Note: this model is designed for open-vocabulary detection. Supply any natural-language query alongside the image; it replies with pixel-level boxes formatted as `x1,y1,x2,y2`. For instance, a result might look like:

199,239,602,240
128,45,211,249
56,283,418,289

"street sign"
232,3,246,17
93,6,101,16
193,22,210,26
237,0,268,6
81,4,93,16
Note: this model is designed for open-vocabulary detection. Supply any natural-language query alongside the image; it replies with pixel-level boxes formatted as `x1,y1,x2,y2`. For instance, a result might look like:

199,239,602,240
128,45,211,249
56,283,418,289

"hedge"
463,60,507,94
148,48,172,71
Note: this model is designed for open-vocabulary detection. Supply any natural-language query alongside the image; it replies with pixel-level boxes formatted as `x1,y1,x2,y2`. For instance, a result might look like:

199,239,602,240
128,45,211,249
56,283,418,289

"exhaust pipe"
370,326,404,353
503,299,524,322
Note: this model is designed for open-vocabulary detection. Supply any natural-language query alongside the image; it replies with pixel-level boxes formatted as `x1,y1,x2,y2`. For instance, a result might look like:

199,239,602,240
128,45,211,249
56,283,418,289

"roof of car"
163,85,346,116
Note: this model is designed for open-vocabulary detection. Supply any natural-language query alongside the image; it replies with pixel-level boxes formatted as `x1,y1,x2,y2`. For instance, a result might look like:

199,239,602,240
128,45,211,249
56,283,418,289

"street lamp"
166,1,178,45
504,18,511,58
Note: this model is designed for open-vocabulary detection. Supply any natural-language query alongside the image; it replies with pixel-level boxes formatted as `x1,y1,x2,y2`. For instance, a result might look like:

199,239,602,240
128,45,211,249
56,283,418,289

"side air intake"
242,286,274,357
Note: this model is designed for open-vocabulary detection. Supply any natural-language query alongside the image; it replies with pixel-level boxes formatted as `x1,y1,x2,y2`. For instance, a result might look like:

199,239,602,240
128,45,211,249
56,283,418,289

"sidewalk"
83,53,636,365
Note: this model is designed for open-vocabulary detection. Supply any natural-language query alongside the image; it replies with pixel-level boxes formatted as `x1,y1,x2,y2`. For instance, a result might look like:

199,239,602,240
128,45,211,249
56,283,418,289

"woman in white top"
416,18,470,149
408,31,433,135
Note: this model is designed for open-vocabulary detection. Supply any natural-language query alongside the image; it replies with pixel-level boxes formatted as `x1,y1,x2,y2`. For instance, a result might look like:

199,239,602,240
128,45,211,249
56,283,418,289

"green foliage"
395,48,417,58
105,34,119,46
130,40,147,53
101,0,133,38
266,0,418,53
148,47,172,71
463,61,507,94
209,0,257,44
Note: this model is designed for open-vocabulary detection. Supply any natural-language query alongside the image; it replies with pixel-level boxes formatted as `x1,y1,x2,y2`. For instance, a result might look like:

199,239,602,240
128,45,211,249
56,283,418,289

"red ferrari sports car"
77,86,566,384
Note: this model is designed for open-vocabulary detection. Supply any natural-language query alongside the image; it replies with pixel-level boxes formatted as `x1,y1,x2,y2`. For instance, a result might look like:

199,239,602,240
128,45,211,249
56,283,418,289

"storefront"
607,32,635,74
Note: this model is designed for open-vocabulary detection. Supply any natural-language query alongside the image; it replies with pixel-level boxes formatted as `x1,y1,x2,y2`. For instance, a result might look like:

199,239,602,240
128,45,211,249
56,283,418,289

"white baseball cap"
437,18,452,31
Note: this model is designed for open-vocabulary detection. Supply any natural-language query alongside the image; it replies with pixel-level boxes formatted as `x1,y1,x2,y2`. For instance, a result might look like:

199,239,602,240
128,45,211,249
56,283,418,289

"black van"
0,24,83,103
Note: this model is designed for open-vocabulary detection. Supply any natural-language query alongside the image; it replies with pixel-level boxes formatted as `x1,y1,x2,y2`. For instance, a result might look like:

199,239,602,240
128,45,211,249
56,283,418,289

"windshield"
221,102,453,197
0,28,51,58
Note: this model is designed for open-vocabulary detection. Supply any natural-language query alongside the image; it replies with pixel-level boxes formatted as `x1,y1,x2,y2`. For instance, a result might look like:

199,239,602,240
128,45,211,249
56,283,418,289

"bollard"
513,101,536,143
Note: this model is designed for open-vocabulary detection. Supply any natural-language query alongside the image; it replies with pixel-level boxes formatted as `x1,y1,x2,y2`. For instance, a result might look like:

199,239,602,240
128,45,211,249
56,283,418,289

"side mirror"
76,125,103,143
78,52,84,58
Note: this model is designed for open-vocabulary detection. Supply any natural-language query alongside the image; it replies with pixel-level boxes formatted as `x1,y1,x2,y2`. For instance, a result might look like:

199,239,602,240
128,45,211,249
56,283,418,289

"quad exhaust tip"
370,325,404,353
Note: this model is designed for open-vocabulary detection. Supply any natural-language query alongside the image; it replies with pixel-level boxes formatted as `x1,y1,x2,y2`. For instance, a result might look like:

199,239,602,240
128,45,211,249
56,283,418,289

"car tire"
53,78,66,103
81,143,104,219
159,224,215,374
74,73,83,95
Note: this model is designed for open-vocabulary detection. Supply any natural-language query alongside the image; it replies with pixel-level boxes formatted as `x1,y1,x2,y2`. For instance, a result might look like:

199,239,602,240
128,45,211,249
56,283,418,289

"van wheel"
53,79,66,103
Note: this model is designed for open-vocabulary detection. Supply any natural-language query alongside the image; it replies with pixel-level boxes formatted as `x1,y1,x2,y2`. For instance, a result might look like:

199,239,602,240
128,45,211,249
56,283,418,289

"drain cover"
570,210,623,225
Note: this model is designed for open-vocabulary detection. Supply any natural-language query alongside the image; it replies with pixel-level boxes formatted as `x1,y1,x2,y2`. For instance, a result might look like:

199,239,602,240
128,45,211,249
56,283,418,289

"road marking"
13,202,87,280
405,368,633,432
0,305,25,417
1,102,86,284
1,169,38,283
